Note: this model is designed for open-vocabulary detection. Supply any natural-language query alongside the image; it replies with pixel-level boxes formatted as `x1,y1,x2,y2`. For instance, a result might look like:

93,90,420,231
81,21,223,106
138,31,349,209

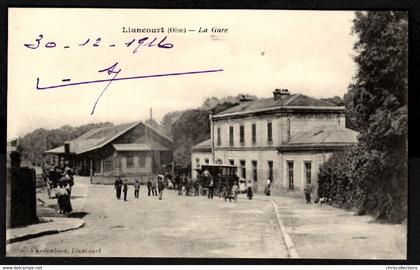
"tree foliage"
19,122,113,165
318,11,408,223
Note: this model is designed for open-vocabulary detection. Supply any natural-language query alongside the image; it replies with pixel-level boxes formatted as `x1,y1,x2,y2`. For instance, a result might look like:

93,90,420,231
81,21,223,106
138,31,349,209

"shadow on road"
67,212,89,218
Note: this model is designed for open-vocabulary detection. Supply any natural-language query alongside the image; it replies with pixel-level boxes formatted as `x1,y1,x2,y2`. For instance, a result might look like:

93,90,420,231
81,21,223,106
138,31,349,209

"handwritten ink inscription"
25,34,224,114
24,34,174,54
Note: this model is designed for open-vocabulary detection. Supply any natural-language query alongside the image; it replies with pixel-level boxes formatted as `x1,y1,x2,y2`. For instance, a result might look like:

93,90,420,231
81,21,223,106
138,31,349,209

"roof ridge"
284,94,301,105
77,121,142,154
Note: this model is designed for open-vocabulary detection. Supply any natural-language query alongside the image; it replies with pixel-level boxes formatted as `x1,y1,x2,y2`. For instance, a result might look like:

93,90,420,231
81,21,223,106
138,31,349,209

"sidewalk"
261,193,406,259
6,217,85,244
6,186,86,244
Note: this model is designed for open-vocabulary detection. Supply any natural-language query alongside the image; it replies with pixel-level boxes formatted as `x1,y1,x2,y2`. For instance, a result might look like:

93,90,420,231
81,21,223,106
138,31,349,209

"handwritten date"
24,34,174,54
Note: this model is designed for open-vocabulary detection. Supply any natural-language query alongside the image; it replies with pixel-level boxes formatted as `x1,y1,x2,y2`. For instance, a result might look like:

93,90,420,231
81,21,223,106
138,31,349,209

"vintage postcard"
6,8,407,259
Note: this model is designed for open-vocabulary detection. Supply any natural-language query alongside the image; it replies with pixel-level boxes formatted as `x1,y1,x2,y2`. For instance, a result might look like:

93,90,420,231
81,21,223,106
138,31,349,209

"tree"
20,122,113,165
319,11,408,223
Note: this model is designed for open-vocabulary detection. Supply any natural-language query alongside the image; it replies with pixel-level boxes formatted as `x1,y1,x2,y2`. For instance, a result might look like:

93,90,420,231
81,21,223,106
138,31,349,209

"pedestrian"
147,179,152,196
134,179,141,198
233,180,239,202
152,177,158,196
247,179,253,200
46,175,53,199
206,171,214,199
194,180,200,196
62,184,73,214
65,168,75,196
114,176,123,199
158,176,165,200
185,177,191,196
176,174,182,195
265,178,271,196
123,181,128,201
304,183,312,203
55,183,67,214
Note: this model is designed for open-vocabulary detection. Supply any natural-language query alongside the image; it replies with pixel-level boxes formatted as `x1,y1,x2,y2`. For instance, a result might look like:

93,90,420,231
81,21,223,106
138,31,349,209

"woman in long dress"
247,179,253,200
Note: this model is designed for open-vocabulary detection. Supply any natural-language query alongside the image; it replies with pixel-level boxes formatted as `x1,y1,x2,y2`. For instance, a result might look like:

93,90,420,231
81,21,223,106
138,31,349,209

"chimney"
273,89,290,100
150,108,152,121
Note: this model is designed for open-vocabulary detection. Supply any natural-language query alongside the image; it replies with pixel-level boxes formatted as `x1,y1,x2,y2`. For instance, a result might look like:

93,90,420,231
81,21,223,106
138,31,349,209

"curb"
270,200,299,258
6,218,85,244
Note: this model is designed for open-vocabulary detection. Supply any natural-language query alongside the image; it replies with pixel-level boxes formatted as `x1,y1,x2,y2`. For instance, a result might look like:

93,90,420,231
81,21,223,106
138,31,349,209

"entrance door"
287,161,294,190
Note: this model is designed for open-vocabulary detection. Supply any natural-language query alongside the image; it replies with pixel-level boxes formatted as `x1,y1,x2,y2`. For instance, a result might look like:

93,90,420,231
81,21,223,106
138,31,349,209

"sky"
8,9,357,139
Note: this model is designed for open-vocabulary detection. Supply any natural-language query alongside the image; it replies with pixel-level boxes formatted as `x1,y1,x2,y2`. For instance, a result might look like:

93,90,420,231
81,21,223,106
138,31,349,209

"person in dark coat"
204,170,214,199
194,180,200,196
63,185,73,214
158,176,165,200
177,174,183,195
147,179,152,196
114,177,123,199
55,183,67,214
123,182,128,201
134,179,141,198
304,183,312,203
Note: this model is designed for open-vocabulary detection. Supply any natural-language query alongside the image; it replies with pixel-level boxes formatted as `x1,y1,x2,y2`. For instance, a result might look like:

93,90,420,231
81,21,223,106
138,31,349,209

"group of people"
114,174,168,201
42,166,74,214
174,174,200,197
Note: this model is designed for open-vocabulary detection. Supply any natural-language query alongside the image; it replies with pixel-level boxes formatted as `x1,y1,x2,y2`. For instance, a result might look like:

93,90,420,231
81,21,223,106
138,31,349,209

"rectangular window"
205,158,210,164
252,123,256,144
217,127,221,146
268,160,273,181
239,125,245,144
240,160,246,178
126,155,134,168
138,155,146,168
229,159,235,165
252,160,258,182
304,161,312,184
196,158,200,168
267,122,272,143
229,126,234,146
287,161,294,190
103,159,114,172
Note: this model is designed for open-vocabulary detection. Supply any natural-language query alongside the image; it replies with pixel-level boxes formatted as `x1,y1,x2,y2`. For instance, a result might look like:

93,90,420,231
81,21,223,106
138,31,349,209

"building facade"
191,139,212,180
46,121,173,184
201,89,358,195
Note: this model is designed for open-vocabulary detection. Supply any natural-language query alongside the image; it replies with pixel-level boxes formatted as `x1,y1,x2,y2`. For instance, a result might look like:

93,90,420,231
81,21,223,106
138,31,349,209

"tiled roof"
113,142,168,151
191,139,212,152
214,94,339,117
45,121,172,155
278,126,358,151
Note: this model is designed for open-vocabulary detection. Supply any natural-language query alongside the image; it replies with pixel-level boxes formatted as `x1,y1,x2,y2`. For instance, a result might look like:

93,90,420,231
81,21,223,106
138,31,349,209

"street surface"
7,177,288,258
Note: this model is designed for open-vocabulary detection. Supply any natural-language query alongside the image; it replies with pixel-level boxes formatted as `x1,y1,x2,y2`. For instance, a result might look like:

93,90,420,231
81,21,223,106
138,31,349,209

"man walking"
152,177,158,196
147,179,152,196
158,176,165,200
176,174,182,195
123,181,128,201
194,180,200,196
114,176,123,200
134,179,141,199
205,170,214,199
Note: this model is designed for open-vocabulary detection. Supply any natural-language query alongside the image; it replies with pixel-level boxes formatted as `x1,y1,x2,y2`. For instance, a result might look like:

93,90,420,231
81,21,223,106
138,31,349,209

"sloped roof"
113,142,168,151
214,94,341,118
45,121,172,155
278,125,358,151
191,138,212,152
